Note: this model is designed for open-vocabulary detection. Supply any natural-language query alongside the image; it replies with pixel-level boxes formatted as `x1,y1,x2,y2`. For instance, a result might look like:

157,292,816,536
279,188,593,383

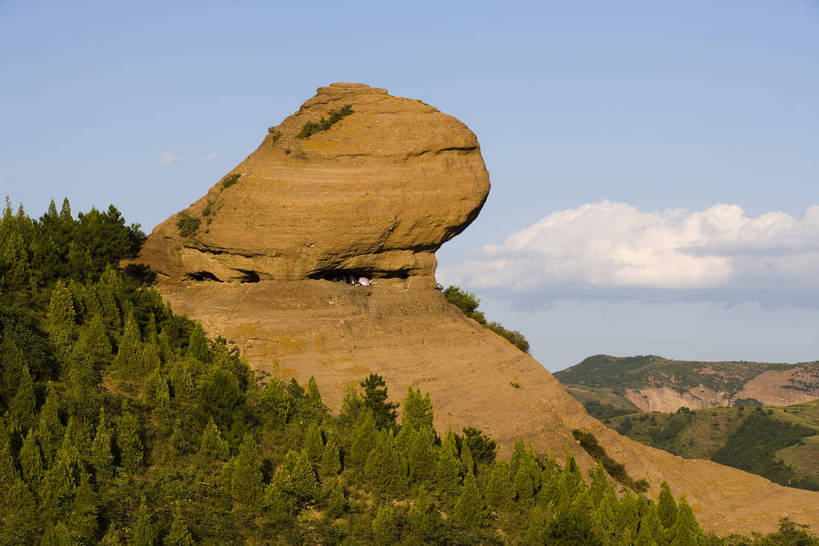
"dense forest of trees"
0,198,816,544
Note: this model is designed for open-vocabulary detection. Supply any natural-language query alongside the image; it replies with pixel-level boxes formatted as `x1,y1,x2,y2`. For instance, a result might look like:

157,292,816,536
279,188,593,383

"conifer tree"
230,433,263,506
371,503,399,545
321,436,342,475
143,365,170,420
67,351,99,420
523,506,549,545
635,503,663,546
40,522,73,546
131,498,156,546
303,421,325,461
360,373,398,430
657,481,678,529
1,336,26,412
112,313,143,377
401,386,433,432
99,525,123,545
460,439,475,477
37,382,64,464
434,431,461,496
91,408,114,481
165,502,195,546
452,473,486,529
513,460,536,502
199,418,230,462
588,464,609,505
350,411,378,466
116,409,143,472
402,426,437,483
303,376,328,422
185,322,209,363
9,364,36,431
407,489,444,542
365,428,409,496
324,478,346,518
19,428,43,486
38,455,75,515
75,312,111,372
485,462,513,511
669,496,703,546
47,279,76,365
67,470,98,544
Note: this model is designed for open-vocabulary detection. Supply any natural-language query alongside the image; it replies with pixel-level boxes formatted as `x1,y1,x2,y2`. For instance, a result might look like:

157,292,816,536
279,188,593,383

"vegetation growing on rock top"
297,104,354,139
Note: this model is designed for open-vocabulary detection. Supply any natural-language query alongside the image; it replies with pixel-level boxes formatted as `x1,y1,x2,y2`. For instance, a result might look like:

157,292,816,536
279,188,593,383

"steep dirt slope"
134,83,819,536
153,278,819,536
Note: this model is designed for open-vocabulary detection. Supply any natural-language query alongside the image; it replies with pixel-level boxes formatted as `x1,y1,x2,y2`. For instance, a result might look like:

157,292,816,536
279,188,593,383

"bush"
176,212,200,237
444,285,530,353
220,173,241,190
297,104,354,139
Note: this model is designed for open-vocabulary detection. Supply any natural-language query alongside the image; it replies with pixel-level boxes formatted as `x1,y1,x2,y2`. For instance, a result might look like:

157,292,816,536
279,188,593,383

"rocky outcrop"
137,83,489,288
134,84,819,536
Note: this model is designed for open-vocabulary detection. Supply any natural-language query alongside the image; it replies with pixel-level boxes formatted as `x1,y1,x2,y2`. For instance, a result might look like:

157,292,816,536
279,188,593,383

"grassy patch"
176,211,200,237
297,104,353,139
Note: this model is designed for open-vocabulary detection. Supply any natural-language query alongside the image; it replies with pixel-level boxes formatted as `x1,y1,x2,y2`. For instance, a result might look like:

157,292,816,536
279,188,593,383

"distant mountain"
555,354,819,415
604,401,819,491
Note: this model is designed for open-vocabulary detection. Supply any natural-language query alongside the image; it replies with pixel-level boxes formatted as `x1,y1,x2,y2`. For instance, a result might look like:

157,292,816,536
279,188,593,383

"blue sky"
2,1,818,370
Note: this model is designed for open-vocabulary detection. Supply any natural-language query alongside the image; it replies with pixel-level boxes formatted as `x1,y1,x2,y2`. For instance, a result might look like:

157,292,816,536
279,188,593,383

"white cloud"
444,201,819,303
160,152,181,165
202,152,218,161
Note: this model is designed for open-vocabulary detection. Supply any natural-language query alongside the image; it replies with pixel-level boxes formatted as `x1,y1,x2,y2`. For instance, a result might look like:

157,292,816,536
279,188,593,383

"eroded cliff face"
138,83,489,287
134,84,819,536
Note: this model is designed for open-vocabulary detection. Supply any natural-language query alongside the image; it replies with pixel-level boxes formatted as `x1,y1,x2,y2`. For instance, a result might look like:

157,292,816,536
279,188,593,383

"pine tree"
40,522,73,546
485,462,513,511
303,421,325,461
635,503,663,546
230,433,263,506
37,382,64,464
67,470,98,544
91,408,114,481
199,418,230,462
38,454,75,515
321,436,342,475
460,439,475,477
47,279,76,367
434,432,461,496
143,365,170,418
657,481,678,529
116,409,143,472
403,426,437,483
131,498,156,546
401,386,433,432
18,429,43,486
303,376,328,422
407,489,444,542
669,496,703,546
75,312,111,375
112,313,143,378
365,428,408,496
324,478,346,518
452,473,486,529
9,364,36,431
371,503,399,545
350,411,378,466
185,322,209,363
165,502,195,546
360,373,398,430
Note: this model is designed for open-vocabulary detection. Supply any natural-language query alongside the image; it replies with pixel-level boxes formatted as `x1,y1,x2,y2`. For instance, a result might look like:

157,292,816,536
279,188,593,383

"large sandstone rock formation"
135,83,819,536
140,82,489,287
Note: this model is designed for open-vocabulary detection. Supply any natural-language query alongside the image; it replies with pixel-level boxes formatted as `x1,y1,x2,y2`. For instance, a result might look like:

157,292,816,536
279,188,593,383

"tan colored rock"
137,82,489,287
134,83,819,536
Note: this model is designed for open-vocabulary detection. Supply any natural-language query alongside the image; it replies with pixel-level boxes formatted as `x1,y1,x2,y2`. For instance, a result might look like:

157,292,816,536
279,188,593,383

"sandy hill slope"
133,83,819,536
556,354,819,414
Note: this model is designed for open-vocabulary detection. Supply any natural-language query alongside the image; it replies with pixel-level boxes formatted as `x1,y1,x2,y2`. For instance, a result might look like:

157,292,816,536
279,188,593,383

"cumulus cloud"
444,201,819,305
160,152,181,165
